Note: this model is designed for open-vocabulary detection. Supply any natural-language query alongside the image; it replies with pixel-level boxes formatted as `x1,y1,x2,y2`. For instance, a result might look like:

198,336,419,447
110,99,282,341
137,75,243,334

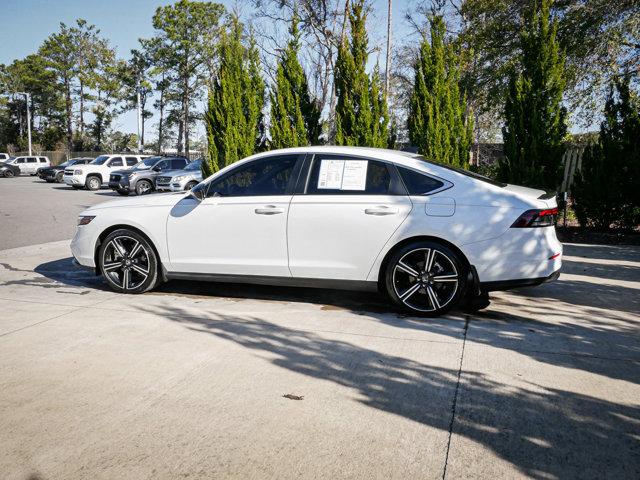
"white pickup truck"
64,154,149,190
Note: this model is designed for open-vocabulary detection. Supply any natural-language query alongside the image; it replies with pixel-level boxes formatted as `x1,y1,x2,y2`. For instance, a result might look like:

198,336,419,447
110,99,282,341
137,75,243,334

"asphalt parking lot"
1,176,639,479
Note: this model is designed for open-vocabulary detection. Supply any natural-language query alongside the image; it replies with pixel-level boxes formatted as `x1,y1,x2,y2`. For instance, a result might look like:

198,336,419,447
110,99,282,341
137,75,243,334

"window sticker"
317,159,368,190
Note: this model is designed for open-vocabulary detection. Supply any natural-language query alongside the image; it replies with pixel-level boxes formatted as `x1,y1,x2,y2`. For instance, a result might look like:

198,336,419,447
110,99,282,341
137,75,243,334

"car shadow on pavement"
136,303,640,479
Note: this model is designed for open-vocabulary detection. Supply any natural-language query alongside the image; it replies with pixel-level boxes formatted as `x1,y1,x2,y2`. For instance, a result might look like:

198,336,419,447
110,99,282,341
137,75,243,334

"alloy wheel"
392,247,459,313
101,235,151,291
137,181,152,195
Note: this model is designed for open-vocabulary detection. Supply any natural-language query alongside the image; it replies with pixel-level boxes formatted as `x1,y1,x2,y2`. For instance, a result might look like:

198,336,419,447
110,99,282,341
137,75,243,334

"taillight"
511,208,558,228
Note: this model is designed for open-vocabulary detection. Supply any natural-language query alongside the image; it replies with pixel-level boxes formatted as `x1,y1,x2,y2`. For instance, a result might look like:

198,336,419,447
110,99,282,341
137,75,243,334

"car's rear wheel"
384,241,466,317
135,179,153,195
4,170,14,178
56,171,64,183
99,229,159,293
86,176,101,191
117,190,129,196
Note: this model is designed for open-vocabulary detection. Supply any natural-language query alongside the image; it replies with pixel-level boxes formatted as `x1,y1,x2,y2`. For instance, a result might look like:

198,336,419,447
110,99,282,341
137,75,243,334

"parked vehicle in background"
155,159,202,192
0,153,10,162
71,146,562,316
64,154,149,190
4,156,51,175
109,156,189,196
37,158,93,183
0,161,21,178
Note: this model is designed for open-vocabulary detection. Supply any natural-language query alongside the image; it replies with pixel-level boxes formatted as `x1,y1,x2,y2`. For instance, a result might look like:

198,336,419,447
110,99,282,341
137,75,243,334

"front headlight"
74,169,83,175
173,175,185,182
78,215,96,226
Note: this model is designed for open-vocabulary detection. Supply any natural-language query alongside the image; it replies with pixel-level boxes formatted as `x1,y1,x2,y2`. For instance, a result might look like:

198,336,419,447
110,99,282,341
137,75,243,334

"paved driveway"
0,239,638,480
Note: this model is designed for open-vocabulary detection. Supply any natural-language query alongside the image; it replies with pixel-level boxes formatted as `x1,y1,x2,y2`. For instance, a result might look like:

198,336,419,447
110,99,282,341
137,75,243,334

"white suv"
5,155,50,175
64,154,148,190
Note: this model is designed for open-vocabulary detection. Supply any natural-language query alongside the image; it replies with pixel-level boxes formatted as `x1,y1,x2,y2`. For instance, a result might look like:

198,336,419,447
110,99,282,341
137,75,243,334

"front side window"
397,166,445,195
207,155,297,197
109,157,123,167
306,155,394,195
16,158,25,164
171,158,187,169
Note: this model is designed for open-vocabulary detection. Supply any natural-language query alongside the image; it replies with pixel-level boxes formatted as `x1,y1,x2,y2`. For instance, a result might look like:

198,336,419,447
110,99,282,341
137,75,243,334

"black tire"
56,171,64,183
135,179,153,195
117,190,130,196
4,170,14,178
98,229,160,293
185,181,198,190
384,240,467,317
72,185,83,189
85,175,101,191
45,179,54,183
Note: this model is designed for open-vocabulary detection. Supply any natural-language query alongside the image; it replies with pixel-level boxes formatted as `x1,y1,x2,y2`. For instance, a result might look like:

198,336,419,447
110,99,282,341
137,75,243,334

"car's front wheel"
86,176,101,190
135,180,153,195
4,170,14,178
56,171,64,183
384,241,466,317
99,229,159,293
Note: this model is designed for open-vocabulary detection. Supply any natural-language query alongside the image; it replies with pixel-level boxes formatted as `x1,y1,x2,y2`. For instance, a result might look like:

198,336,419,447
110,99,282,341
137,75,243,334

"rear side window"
397,167,444,195
27,158,37,163
306,155,395,195
39,157,47,163
110,157,123,167
171,158,187,169
125,157,138,166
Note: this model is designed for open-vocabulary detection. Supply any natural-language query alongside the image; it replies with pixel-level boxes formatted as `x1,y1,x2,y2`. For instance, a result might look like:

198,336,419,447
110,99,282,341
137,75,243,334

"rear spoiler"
537,191,557,200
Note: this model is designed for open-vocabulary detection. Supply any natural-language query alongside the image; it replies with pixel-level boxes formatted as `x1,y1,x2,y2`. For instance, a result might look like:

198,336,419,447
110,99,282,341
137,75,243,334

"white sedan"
71,146,562,316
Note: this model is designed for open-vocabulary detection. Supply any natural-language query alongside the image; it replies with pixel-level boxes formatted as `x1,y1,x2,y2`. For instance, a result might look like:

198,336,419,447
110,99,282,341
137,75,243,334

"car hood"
84,191,187,212
110,169,135,176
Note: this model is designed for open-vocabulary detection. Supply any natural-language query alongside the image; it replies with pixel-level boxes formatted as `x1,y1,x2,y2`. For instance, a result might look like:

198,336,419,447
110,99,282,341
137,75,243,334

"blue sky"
0,0,419,137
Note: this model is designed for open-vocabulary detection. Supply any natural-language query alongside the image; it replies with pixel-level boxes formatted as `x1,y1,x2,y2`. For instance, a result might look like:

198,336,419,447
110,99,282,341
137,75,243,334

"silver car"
156,159,202,192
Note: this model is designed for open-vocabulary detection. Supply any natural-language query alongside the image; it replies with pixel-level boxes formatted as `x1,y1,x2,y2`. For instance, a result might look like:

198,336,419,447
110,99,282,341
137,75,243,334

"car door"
26,157,38,174
287,154,413,281
166,154,301,276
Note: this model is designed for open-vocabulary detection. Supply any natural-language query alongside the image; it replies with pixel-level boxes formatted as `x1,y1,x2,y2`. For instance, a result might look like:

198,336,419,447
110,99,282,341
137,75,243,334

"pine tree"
204,16,264,177
407,15,473,168
270,14,321,149
500,0,567,189
334,0,388,147
573,78,640,230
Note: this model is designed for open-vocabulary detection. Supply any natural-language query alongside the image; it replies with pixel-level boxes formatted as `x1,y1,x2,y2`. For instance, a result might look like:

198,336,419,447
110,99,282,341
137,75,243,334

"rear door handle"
255,205,285,215
365,206,398,216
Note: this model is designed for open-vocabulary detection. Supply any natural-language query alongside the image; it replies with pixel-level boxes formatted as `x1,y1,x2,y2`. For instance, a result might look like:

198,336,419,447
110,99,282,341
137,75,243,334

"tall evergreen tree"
499,0,567,189
334,0,388,147
573,77,640,230
204,16,264,177
407,15,473,168
270,14,321,149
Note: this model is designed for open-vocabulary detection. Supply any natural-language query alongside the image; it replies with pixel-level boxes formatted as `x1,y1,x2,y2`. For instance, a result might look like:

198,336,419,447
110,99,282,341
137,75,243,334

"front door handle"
255,205,285,215
365,206,398,216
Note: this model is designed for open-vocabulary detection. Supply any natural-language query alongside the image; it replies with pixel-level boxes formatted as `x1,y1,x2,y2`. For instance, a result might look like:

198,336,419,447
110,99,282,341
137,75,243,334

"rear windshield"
413,155,507,188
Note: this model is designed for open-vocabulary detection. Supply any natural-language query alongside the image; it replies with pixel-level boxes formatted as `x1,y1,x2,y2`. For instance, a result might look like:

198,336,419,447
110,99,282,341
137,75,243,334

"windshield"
91,155,110,165
413,155,507,188
184,160,202,171
132,156,162,170
59,160,70,167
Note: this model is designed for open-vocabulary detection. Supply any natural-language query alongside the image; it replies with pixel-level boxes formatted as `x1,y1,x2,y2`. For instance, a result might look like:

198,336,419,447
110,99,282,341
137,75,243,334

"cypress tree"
334,0,388,147
573,77,640,230
407,15,473,168
204,15,264,177
500,0,567,189
270,14,321,149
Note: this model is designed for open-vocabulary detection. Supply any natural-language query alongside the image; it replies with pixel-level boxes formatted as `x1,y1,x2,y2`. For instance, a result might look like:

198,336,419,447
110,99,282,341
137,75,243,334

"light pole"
136,77,143,153
16,92,32,156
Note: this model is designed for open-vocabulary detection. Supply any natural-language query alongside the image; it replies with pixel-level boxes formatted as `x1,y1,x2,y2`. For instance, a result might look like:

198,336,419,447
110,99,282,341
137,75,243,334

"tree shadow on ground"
136,304,640,479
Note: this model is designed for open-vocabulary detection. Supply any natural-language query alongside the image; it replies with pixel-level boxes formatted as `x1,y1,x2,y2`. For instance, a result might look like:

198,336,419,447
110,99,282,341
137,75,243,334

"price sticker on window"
317,159,368,190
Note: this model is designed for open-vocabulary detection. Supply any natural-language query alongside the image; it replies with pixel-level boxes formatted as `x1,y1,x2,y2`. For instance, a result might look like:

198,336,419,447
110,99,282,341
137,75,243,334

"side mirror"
152,165,161,172
189,185,206,202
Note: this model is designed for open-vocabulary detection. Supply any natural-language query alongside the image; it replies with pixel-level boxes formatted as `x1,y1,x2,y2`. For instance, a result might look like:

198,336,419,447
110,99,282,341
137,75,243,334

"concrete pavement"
0,239,639,479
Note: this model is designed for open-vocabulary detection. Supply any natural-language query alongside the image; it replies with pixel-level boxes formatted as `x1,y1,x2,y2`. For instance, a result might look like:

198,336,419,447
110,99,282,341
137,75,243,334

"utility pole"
385,0,392,96
14,92,32,156
136,77,143,153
